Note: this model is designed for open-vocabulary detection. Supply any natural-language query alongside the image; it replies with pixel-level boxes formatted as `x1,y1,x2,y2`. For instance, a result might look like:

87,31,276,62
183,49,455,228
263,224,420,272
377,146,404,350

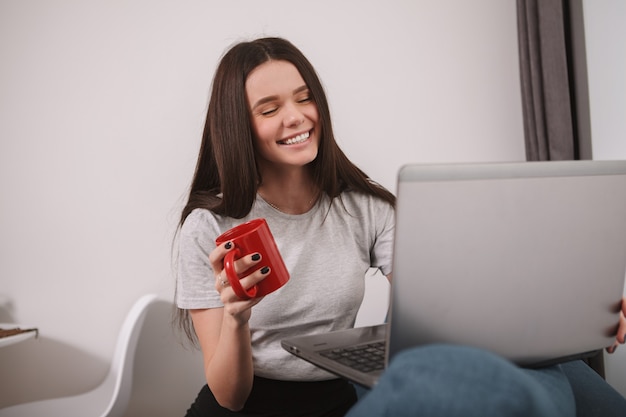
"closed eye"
260,107,278,116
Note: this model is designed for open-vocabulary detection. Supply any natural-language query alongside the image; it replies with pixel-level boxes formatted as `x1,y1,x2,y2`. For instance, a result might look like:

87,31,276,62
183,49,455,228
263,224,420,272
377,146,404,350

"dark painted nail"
251,253,261,261
225,242,232,249
261,266,270,274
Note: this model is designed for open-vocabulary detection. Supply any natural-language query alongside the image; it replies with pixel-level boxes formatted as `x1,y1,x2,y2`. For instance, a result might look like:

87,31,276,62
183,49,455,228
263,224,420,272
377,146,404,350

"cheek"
307,105,320,124
251,120,275,145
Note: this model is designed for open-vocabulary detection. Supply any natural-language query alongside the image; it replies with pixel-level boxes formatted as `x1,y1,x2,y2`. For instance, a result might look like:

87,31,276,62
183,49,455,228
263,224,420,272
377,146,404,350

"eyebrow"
250,85,310,111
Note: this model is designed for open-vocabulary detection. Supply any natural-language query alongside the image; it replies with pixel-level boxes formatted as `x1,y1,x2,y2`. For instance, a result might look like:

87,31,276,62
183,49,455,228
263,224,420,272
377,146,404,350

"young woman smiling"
175,37,626,417
176,37,395,416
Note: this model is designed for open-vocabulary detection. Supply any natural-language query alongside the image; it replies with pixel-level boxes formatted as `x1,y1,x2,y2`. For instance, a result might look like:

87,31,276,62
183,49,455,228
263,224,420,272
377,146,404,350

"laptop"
281,160,626,388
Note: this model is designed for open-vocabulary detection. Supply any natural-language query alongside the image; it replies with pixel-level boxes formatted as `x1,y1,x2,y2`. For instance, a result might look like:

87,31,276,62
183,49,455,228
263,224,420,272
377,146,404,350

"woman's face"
246,60,320,171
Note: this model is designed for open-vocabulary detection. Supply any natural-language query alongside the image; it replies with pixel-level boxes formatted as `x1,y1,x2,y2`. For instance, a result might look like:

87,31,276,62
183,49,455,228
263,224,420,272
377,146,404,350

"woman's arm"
190,307,254,410
189,242,268,411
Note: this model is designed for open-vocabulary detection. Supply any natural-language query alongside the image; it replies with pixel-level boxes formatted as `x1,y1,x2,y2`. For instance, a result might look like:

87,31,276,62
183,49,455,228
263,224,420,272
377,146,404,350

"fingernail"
251,253,261,261
225,242,232,250
261,266,270,274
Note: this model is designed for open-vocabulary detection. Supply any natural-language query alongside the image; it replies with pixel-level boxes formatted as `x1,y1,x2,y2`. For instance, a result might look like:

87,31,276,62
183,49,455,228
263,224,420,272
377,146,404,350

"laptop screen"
389,160,626,366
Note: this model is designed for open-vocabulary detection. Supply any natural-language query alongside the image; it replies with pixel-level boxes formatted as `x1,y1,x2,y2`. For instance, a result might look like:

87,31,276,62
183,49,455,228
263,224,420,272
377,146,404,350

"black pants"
184,376,357,417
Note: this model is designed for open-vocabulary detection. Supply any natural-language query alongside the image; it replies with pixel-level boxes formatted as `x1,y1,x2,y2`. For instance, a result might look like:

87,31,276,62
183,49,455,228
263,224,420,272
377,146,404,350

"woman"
176,37,626,417
176,37,395,416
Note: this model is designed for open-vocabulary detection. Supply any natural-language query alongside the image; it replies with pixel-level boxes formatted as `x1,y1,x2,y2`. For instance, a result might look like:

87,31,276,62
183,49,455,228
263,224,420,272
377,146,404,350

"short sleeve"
371,199,395,277
176,209,224,309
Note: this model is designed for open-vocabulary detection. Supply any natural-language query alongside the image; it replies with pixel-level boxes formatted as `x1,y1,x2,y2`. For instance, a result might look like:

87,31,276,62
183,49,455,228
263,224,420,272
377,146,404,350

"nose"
283,105,305,128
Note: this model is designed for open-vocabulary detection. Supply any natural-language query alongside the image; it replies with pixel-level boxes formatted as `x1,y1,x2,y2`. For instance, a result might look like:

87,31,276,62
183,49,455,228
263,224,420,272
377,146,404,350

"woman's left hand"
606,296,626,354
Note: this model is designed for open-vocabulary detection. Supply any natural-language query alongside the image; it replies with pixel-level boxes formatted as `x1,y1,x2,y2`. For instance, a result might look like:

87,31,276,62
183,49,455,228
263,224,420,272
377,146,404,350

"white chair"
0,294,159,417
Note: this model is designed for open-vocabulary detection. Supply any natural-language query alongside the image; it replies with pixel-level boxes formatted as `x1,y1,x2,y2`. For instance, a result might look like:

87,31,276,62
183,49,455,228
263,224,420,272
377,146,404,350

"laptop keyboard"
319,341,386,373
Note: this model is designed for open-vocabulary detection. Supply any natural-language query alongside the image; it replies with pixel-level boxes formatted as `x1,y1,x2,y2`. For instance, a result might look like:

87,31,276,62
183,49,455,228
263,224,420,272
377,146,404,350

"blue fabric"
347,344,576,417
561,360,626,417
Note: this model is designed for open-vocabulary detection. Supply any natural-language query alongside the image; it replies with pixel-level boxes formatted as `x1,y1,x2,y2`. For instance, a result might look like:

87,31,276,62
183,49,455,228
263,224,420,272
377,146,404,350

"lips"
278,131,310,145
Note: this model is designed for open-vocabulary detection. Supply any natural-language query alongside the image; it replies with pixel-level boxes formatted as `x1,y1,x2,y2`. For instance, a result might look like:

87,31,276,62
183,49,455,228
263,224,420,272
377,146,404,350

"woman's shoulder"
180,208,227,239
182,207,214,229
339,189,395,211
181,207,248,239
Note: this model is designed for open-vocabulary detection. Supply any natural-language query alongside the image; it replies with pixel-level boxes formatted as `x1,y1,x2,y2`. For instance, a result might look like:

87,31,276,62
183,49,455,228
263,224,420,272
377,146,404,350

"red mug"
215,218,290,299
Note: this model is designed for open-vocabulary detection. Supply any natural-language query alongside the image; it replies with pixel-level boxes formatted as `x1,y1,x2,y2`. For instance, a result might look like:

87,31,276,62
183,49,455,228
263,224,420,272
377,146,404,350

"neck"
258,167,319,214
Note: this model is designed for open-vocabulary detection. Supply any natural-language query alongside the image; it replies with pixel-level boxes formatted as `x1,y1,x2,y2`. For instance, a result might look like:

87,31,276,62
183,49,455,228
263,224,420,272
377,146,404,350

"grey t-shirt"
176,191,395,381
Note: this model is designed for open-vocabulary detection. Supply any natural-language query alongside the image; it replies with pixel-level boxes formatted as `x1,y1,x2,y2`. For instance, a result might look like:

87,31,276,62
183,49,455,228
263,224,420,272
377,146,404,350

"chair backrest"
103,294,158,417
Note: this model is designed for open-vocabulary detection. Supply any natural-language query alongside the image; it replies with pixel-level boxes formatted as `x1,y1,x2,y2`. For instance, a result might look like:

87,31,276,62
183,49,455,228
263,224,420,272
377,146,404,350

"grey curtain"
516,0,577,161
517,0,604,378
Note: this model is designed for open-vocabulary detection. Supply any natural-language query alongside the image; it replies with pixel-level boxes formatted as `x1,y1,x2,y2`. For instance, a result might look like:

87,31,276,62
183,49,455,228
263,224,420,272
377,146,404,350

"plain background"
583,0,626,394
0,0,623,414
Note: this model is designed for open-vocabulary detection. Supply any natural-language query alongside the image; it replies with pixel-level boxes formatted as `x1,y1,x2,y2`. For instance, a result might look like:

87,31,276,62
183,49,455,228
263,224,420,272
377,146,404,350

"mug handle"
223,248,258,300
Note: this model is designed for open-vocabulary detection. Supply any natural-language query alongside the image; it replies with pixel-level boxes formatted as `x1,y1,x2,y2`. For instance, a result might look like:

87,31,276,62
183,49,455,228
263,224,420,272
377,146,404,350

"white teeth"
282,131,309,145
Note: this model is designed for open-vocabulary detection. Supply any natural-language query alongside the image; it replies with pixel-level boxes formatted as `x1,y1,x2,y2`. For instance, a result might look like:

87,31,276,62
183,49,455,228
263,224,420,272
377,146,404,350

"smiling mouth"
278,131,310,145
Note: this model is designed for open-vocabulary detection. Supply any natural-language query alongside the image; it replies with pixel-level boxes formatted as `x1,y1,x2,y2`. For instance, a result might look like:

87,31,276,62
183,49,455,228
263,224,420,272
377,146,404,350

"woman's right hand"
210,240,269,324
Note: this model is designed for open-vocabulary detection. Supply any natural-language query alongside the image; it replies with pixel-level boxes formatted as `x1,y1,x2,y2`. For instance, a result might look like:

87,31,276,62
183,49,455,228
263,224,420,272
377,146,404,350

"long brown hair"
175,38,395,344
180,37,395,226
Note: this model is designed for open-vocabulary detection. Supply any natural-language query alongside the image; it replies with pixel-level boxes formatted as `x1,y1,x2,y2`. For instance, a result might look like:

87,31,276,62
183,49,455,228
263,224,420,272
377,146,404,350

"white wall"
0,0,527,412
582,0,626,395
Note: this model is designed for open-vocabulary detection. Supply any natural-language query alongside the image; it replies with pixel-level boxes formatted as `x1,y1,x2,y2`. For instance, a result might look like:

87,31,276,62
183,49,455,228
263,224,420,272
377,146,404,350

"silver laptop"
281,160,626,388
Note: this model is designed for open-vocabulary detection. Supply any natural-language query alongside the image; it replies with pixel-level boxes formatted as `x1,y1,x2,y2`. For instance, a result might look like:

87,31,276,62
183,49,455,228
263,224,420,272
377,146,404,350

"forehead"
245,60,306,101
